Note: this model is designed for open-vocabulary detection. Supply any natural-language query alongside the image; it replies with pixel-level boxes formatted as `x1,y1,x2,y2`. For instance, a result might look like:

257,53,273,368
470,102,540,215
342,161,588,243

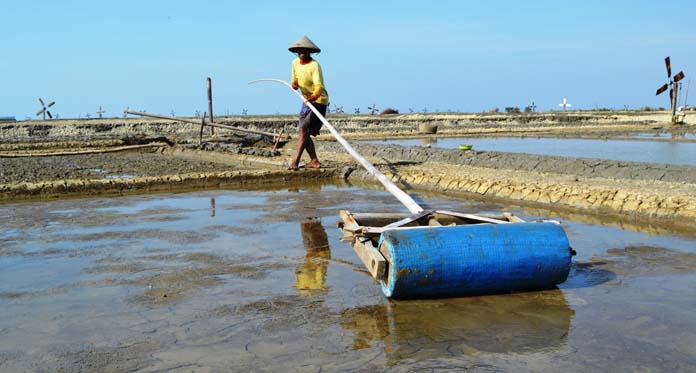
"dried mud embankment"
0,147,333,201
318,142,696,229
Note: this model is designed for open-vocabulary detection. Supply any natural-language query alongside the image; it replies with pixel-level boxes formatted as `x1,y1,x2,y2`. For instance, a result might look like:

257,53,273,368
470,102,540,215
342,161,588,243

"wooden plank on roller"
503,212,526,223
339,209,361,233
436,210,510,224
352,238,386,280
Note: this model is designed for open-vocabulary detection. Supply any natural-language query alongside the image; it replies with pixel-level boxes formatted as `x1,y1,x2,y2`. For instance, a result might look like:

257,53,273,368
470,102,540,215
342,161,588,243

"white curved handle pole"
249,78,424,214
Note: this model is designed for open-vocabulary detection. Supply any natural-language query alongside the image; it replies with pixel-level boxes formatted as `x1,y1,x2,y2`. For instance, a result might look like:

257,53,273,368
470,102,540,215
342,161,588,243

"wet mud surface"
2,185,696,371
0,150,240,184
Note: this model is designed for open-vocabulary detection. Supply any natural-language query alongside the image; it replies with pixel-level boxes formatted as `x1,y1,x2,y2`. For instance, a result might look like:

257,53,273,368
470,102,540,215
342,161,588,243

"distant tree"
489,107,499,113
504,107,520,113
380,108,399,115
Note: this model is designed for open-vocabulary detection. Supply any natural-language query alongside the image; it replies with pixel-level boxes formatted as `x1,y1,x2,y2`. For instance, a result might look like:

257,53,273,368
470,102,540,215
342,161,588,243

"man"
288,35,329,170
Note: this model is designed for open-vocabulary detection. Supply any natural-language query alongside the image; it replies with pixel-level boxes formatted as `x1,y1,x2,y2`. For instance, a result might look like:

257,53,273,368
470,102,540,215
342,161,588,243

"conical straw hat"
288,35,321,53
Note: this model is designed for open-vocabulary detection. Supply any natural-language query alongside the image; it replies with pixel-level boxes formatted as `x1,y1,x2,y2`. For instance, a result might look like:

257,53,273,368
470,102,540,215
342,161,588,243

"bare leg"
305,136,321,168
289,127,309,170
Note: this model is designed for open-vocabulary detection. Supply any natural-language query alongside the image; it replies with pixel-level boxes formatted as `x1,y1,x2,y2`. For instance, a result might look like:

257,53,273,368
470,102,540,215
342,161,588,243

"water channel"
1,183,695,371
364,137,696,166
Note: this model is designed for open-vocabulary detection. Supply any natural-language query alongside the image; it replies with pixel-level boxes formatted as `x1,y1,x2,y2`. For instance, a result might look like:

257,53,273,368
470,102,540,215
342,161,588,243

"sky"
1,0,696,119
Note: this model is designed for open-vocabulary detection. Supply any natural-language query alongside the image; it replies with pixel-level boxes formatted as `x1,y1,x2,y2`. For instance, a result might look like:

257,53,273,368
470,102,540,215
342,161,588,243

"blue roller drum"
378,222,572,299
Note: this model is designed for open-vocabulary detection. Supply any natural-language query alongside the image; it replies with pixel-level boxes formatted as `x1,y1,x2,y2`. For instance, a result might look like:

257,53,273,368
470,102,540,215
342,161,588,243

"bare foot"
287,163,299,171
306,160,321,169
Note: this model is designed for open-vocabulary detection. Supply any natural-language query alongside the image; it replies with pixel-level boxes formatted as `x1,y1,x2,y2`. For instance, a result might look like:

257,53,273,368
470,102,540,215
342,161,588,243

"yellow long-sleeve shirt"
291,58,329,105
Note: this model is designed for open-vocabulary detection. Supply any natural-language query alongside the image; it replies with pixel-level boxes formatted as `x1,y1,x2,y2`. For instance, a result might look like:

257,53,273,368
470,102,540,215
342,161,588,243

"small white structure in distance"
558,98,572,111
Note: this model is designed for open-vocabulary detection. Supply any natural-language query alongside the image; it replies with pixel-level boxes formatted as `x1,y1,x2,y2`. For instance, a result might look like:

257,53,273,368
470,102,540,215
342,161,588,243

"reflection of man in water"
295,217,331,294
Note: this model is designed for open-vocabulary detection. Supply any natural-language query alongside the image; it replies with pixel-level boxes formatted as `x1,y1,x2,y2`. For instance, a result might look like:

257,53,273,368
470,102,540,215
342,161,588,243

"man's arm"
309,64,325,101
291,60,299,90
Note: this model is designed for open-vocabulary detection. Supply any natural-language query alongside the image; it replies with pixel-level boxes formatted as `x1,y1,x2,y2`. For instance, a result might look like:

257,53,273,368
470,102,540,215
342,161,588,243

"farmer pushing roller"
287,35,329,171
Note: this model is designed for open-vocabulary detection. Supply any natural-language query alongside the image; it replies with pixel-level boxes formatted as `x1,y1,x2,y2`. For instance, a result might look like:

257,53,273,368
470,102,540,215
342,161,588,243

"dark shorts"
299,102,327,136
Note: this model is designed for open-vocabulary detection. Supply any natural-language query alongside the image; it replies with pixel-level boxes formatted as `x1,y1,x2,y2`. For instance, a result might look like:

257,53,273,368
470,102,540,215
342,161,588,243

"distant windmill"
409,108,414,113
242,109,248,115
354,107,360,114
170,109,176,117
530,102,537,112
368,103,378,115
96,105,105,119
558,98,572,111
332,104,344,114
36,98,56,120
655,56,686,123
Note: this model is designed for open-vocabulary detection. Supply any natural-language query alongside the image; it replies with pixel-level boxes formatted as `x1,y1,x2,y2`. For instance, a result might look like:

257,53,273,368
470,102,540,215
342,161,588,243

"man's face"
298,49,311,62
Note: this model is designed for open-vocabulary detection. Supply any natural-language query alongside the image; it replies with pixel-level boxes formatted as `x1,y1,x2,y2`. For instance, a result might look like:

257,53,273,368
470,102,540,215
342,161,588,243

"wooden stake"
207,77,215,135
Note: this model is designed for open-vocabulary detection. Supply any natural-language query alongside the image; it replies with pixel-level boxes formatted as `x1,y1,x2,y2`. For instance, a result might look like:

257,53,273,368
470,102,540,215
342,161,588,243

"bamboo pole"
123,109,280,140
249,78,424,214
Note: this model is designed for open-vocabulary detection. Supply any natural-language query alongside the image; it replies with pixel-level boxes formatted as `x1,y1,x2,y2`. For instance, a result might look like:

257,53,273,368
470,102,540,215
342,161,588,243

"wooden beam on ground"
0,142,168,158
124,109,280,140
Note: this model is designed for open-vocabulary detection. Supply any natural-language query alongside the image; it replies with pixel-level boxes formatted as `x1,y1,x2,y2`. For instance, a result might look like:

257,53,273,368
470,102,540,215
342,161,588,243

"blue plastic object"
378,222,571,299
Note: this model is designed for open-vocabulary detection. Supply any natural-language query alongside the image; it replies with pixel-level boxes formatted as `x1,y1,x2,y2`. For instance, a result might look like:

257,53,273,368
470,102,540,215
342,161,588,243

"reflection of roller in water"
341,289,573,364
295,218,331,294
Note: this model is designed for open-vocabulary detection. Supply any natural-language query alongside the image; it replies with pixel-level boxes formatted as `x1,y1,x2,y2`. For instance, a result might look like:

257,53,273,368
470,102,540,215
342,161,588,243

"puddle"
1,185,696,371
365,137,696,166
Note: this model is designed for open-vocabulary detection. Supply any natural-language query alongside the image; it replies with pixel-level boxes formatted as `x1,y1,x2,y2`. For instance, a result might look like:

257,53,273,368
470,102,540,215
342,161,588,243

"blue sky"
2,1,695,119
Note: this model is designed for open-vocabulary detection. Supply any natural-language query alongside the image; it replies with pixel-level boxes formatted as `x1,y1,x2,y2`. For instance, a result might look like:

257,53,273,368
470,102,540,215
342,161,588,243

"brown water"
1,183,696,371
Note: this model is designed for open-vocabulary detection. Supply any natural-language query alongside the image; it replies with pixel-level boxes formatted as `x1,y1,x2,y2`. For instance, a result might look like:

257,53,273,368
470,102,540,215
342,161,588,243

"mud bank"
0,146,332,201
321,142,696,183
2,111,691,143
1,140,695,230
0,168,334,201
321,143,696,225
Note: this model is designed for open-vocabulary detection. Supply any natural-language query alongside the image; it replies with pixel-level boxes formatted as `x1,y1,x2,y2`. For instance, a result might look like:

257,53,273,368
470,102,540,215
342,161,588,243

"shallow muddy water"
1,184,696,371
366,137,696,166
630,132,696,140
